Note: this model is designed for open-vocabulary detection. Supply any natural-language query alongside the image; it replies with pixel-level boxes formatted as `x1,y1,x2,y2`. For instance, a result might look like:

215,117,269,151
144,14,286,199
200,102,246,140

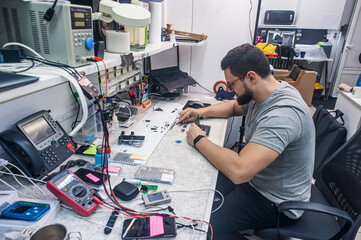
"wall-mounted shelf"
177,40,206,47
258,24,298,29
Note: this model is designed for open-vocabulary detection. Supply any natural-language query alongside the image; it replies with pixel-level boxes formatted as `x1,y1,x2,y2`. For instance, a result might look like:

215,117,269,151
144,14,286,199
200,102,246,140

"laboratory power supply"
0,0,95,67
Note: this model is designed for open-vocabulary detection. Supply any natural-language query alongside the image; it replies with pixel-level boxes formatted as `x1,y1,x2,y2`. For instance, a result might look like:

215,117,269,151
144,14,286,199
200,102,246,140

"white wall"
165,0,259,93
258,0,346,30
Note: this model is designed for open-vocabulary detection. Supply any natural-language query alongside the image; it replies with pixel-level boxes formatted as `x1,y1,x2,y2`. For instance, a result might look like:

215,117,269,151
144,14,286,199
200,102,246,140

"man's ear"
247,71,257,84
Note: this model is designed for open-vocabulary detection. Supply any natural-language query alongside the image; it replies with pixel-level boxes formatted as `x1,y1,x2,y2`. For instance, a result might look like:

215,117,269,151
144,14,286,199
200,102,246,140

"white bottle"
112,112,119,132
170,28,176,43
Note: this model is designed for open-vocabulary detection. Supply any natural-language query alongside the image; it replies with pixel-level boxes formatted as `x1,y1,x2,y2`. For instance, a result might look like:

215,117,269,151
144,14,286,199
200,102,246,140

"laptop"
0,71,39,92
149,46,197,91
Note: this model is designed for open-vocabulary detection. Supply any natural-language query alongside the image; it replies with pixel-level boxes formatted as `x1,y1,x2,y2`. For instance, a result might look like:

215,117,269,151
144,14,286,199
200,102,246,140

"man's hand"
179,108,201,123
186,123,206,146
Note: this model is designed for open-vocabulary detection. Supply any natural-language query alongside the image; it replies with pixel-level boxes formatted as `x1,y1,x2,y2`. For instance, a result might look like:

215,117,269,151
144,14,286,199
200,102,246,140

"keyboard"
134,166,175,184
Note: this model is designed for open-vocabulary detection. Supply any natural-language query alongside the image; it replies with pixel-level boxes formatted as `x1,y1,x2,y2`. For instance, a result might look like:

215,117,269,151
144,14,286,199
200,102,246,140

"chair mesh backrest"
289,66,301,81
316,127,361,223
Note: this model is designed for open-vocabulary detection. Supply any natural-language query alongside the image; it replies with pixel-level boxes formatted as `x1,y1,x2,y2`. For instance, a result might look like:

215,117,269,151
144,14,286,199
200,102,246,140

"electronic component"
142,190,171,207
112,152,146,165
118,131,145,147
1,201,50,221
46,169,99,217
0,191,61,238
134,166,175,184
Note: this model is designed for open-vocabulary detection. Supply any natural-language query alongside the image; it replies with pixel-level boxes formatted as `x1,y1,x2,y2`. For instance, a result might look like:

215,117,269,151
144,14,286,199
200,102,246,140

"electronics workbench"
52,93,227,239
0,83,228,239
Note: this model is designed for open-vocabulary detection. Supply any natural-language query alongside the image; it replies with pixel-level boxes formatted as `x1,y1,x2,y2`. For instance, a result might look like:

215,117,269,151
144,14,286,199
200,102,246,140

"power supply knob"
85,38,95,50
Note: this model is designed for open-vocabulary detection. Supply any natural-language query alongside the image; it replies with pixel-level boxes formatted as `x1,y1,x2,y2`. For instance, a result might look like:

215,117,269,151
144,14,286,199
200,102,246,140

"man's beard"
236,83,253,105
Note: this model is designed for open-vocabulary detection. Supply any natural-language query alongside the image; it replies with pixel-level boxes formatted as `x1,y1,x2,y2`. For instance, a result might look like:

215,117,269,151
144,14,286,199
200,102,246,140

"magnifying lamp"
93,0,151,27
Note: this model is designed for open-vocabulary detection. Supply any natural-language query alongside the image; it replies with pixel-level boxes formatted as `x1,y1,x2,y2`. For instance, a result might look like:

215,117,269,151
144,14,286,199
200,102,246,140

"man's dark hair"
221,43,271,79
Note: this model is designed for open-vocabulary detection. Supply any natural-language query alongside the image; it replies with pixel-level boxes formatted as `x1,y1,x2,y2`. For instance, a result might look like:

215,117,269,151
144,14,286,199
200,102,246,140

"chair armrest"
273,69,290,74
274,74,290,80
278,201,353,240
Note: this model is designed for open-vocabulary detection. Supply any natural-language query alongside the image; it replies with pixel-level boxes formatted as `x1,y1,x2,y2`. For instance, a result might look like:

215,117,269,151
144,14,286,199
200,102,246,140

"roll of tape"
106,30,130,54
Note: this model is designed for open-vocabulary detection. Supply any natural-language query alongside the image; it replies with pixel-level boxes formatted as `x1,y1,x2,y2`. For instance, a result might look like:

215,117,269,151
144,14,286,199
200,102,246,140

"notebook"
149,46,196,91
0,71,39,92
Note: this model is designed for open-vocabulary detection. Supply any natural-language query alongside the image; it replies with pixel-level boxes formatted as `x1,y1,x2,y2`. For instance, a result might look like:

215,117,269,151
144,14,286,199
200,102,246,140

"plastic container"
356,74,361,87
81,104,103,135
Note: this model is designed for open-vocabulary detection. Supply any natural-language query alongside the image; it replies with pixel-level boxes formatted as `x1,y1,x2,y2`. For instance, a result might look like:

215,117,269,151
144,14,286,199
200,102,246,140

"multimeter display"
1,201,50,221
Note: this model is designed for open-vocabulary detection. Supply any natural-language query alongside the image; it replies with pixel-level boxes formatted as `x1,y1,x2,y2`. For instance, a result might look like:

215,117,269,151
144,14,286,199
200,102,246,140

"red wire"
94,197,147,218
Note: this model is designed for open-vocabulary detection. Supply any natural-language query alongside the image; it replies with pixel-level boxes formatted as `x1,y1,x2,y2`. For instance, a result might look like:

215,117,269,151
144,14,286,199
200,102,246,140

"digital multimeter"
1,201,50,221
46,169,99,217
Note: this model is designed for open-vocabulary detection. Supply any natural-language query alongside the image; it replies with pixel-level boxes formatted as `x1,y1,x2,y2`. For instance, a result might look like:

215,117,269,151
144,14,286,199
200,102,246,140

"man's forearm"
194,138,252,184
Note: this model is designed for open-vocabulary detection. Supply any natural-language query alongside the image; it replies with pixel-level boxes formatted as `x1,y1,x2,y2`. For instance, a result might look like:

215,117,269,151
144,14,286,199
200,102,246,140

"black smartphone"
74,168,108,186
122,217,177,239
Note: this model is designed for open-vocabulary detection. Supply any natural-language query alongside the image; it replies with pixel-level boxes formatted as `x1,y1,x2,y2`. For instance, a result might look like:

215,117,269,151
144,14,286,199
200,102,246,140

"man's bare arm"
188,125,279,184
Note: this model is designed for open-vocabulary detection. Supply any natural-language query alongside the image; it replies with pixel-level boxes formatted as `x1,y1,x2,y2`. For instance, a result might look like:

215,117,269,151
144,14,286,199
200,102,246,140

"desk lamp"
93,0,151,27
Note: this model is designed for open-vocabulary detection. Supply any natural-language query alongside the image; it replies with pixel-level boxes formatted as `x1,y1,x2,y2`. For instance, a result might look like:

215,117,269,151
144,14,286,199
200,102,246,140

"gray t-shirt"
242,81,315,219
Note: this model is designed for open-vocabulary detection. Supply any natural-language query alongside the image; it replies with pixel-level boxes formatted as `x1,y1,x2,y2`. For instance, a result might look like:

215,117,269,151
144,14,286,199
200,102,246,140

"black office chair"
256,126,361,240
312,105,347,179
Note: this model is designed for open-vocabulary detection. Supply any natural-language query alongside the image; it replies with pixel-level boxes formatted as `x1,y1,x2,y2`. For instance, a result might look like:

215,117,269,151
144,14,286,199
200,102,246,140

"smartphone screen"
122,217,176,239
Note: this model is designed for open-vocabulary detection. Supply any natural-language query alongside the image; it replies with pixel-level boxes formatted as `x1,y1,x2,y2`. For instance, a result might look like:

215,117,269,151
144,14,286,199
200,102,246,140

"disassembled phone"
195,115,211,136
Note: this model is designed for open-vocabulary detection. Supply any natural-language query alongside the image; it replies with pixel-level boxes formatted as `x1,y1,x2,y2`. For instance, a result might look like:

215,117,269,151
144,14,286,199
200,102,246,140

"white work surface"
334,91,361,140
50,93,227,239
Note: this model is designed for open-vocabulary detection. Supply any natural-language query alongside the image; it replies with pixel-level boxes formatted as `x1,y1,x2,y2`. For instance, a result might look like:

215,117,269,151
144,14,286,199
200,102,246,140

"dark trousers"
208,172,296,240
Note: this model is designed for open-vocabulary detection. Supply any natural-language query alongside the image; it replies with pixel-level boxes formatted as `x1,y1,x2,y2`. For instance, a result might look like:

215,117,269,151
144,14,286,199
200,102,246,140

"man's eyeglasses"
226,73,246,90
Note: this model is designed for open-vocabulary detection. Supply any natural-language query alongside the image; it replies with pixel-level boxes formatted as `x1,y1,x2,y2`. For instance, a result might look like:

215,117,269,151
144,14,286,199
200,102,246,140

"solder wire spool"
213,80,231,94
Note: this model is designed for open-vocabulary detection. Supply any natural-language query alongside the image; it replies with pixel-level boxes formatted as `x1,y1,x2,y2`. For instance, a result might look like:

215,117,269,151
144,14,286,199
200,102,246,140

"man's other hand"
179,108,201,123
186,123,206,146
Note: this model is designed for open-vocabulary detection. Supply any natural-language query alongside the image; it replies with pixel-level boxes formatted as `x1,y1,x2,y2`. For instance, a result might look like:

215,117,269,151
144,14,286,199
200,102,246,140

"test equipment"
46,169,99,216
142,190,171,207
1,201,50,221
0,0,94,67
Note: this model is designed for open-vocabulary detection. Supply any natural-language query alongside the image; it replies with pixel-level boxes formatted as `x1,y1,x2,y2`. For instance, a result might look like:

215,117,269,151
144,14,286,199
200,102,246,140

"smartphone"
122,217,177,239
74,168,109,186
75,145,94,155
1,201,50,221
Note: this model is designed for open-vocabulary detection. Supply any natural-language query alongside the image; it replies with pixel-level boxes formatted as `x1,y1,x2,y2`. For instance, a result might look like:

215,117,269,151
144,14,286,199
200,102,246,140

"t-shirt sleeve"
241,102,249,114
249,108,302,154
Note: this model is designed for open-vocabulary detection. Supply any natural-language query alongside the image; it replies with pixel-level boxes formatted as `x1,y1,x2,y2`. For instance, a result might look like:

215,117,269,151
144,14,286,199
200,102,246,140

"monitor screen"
150,47,178,71
22,116,56,144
